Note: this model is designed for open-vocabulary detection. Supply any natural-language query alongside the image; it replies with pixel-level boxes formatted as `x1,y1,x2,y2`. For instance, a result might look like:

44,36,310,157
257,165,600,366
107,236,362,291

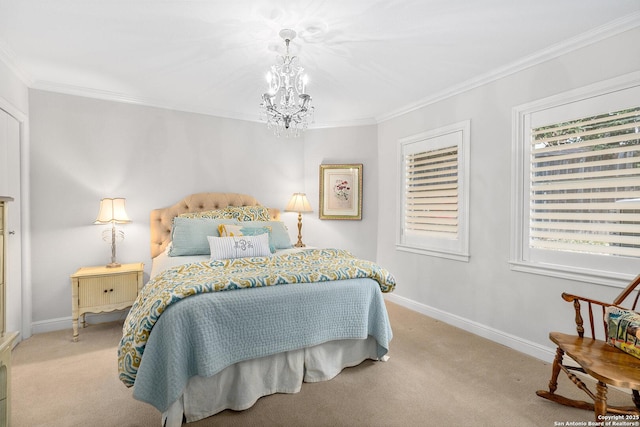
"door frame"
0,96,31,341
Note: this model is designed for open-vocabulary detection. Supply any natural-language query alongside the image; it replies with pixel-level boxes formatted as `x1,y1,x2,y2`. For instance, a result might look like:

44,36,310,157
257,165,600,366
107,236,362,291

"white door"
0,107,22,337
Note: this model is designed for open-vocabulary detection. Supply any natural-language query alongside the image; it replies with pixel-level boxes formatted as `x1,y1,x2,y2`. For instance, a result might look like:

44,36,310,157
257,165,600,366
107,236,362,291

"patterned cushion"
605,306,640,359
223,206,271,221
207,234,272,260
218,223,275,253
180,205,271,222
178,209,226,219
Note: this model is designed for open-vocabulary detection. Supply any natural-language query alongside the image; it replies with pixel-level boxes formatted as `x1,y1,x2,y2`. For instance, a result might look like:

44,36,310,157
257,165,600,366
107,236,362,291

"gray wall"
27,91,378,327
27,92,303,324
376,27,640,361
302,125,379,261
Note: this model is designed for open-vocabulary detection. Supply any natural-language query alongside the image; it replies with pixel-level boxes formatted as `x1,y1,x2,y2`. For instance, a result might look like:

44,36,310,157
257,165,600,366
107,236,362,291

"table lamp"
285,193,312,247
94,197,131,267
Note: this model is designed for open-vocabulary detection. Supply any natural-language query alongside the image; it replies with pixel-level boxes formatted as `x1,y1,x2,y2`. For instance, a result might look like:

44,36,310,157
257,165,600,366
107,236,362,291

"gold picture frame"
319,164,363,220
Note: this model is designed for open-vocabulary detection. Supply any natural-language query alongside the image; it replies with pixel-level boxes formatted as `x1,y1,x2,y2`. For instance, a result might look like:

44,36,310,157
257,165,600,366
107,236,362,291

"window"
397,120,470,261
511,73,640,286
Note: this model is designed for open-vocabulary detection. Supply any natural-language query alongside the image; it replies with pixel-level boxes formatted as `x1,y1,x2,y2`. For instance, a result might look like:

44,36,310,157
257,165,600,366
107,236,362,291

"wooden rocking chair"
537,273,640,419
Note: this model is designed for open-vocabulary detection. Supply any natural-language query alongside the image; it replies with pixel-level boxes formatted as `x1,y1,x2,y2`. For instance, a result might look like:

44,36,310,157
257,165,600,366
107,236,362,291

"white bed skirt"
163,337,380,426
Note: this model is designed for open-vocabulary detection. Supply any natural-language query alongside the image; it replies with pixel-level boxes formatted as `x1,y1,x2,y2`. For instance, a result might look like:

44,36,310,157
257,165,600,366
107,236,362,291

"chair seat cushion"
605,306,640,360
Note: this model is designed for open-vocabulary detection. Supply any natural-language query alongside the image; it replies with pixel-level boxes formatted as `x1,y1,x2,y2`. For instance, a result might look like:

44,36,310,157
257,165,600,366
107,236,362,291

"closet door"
0,108,22,337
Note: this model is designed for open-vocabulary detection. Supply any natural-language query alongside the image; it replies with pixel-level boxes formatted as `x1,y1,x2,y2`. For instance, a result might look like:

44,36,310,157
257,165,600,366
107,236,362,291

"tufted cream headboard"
150,192,280,258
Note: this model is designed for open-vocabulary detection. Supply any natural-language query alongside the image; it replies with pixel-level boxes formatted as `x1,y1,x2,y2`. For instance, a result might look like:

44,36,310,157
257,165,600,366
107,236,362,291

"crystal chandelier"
260,29,314,137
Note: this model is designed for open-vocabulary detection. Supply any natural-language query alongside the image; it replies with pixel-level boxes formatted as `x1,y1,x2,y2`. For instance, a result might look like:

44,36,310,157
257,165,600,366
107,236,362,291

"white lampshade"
285,193,312,213
94,198,131,224
94,197,131,268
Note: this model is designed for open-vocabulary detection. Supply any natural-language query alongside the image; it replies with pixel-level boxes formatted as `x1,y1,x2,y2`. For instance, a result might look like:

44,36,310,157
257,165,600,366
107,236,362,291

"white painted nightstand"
70,262,144,341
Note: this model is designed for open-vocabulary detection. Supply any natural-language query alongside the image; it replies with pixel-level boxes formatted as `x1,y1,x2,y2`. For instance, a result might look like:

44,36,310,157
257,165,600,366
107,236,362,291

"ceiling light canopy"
260,29,314,138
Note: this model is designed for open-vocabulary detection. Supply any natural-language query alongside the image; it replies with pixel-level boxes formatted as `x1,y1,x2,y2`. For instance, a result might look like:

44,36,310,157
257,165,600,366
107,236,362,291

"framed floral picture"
319,164,363,220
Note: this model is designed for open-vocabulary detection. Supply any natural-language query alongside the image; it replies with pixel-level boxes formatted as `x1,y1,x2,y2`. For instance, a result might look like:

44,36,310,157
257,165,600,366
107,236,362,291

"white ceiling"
1,1,639,127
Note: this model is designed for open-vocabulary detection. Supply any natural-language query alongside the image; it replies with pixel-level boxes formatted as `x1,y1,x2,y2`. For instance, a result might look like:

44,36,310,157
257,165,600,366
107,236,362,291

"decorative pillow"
218,223,275,253
179,205,271,222
207,234,272,260
168,217,239,256
222,205,271,221
605,306,640,359
236,221,292,249
179,209,226,219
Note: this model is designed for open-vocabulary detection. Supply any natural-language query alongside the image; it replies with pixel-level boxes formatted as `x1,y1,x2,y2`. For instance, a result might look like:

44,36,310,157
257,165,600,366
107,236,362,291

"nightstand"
0,332,17,427
70,262,144,341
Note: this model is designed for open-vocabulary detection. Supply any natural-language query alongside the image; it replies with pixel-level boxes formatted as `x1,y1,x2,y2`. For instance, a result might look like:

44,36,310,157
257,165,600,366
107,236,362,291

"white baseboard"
384,293,557,363
31,316,70,335
32,294,557,364
31,311,129,335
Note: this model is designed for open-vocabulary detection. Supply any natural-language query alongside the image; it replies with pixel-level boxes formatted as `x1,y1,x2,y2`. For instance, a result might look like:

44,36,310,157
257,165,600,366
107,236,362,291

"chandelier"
260,29,314,137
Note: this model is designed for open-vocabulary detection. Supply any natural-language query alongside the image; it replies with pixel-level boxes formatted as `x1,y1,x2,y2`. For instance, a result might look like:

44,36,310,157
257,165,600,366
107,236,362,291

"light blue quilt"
119,249,395,389
131,277,393,412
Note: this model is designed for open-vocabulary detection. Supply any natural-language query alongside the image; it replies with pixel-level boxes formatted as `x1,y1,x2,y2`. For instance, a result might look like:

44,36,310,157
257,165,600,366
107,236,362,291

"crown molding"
309,117,377,129
0,40,33,86
31,79,379,129
31,80,264,123
376,11,640,124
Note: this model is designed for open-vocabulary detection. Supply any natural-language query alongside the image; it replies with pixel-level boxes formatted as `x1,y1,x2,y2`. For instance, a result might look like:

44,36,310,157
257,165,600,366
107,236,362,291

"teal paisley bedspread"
117,248,396,391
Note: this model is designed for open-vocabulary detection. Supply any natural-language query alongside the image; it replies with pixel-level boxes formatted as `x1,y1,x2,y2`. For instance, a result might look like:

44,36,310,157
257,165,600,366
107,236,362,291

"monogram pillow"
207,233,272,260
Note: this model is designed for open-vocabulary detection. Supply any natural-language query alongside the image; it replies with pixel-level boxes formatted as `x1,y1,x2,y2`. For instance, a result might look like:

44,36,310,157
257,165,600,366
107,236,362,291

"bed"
117,192,395,426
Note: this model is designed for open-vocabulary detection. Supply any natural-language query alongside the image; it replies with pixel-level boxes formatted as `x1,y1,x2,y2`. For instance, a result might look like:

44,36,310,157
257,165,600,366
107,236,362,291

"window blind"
530,107,640,257
405,145,459,238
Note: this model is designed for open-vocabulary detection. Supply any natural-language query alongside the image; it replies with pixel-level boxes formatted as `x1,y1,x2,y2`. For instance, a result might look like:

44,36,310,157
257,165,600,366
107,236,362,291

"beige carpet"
11,301,631,427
